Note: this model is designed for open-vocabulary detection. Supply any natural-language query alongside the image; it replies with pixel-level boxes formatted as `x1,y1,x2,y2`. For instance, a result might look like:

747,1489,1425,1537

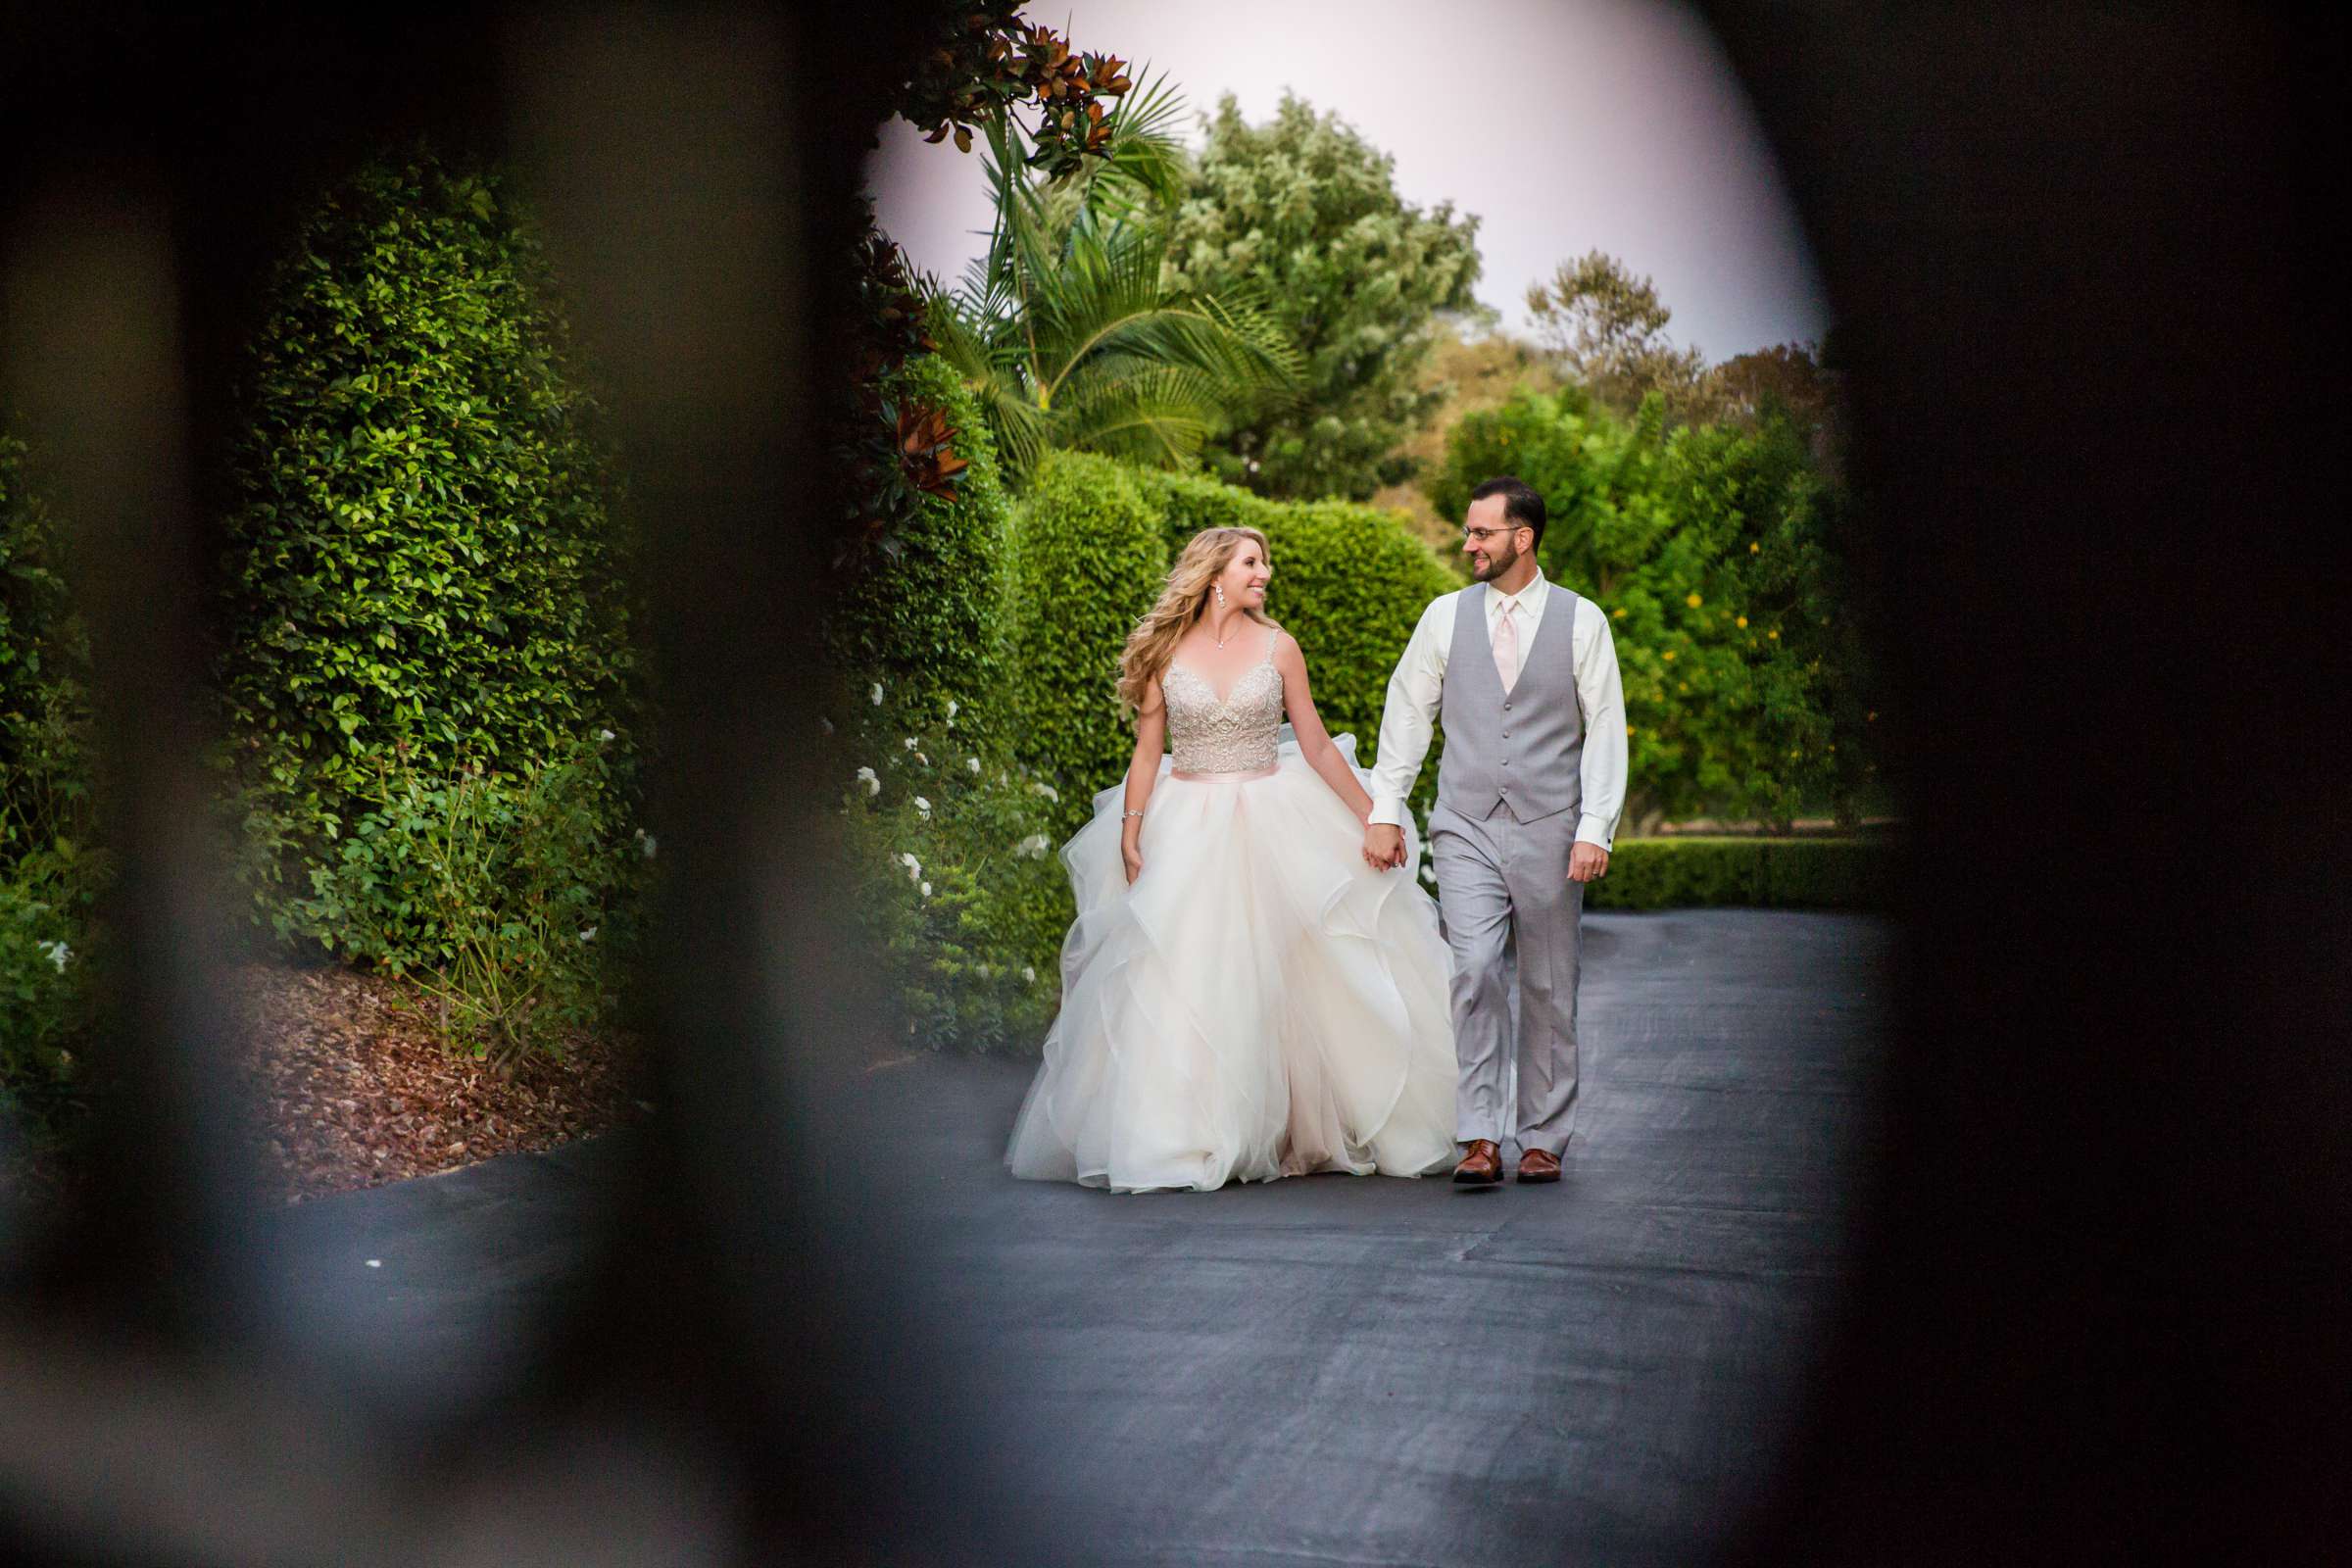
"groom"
1362,476,1627,1187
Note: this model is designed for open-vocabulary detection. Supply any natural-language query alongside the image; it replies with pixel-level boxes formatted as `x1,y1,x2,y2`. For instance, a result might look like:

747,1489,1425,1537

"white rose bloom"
579,926,597,943
856,766,880,795
898,853,921,882
912,796,932,819
870,682,884,706
1022,965,1037,983
1015,833,1051,858
38,940,71,972
966,757,981,774
946,699,959,724
919,881,932,898
1032,781,1059,803
904,736,918,751
597,728,615,742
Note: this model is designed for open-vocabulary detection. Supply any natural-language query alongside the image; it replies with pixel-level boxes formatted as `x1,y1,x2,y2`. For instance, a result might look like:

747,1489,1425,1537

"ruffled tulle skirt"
1005,732,1459,1193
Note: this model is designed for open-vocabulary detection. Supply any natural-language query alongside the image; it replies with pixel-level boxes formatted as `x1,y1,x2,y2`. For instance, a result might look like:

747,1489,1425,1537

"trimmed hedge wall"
215,149,637,937
1585,836,1890,911
827,352,1016,735
1006,451,1168,832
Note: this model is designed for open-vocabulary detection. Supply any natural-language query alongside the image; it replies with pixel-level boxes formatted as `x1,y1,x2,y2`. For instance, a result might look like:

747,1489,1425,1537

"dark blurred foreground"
1,4,2345,1562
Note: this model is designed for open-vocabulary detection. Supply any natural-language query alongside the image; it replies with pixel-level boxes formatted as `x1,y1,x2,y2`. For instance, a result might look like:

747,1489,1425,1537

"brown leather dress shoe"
1452,1139,1503,1185
1516,1148,1562,1184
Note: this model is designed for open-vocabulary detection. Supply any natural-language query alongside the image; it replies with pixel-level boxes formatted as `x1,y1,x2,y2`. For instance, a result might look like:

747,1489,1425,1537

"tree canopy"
1166,92,1484,502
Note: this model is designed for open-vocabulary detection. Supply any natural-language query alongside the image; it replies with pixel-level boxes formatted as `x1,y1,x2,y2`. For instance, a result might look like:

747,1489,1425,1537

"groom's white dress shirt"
1366,569,1628,850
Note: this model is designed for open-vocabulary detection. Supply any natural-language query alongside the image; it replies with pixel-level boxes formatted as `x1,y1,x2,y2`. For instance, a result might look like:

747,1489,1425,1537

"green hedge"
1006,451,1167,832
1125,464,1277,560
215,148,638,949
1,431,103,1123
1585,836,1890,911
827,353,1016,735
0,429,93,871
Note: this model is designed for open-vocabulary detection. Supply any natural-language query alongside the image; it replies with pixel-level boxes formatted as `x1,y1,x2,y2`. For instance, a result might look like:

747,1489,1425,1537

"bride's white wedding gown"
1005,628,1459,1192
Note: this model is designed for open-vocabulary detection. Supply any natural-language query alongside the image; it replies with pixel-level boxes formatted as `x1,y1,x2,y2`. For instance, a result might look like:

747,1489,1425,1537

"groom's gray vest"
1437,582,1585,824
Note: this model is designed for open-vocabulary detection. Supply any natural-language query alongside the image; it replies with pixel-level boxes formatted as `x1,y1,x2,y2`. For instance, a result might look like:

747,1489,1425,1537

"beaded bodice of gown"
1162,630,1283,773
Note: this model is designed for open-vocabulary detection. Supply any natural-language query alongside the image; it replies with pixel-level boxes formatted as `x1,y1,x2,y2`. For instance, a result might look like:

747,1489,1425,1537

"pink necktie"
1493,599,1520,693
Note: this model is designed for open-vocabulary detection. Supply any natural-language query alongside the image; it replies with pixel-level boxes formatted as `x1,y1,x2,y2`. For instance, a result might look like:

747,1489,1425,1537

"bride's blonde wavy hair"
1116,525,1278,713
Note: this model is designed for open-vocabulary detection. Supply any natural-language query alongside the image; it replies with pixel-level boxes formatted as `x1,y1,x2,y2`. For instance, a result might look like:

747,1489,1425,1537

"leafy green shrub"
827,353,1016,736
1,429,95,872
286,740,643,1065
1125,464,1278,560
1005,451,1166,833
834,706,1068,1054
3,430,106,1130
1585,836,1890,911
0,849,103,1129
214,147,638,943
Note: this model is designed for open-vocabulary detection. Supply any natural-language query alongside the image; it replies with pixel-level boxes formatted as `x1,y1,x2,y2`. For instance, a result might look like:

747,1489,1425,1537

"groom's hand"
1569,842,1610,883
1363,822,1405,871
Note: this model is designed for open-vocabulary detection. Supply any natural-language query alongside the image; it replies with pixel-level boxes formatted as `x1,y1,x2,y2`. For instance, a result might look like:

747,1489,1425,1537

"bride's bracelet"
1123,808,1145,819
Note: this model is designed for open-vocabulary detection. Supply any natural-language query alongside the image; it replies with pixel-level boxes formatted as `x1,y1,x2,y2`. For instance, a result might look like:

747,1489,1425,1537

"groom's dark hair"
1470,475,1546,552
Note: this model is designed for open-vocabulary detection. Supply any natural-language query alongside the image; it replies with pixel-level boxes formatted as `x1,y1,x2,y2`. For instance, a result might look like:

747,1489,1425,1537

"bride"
1005,524,1460,1192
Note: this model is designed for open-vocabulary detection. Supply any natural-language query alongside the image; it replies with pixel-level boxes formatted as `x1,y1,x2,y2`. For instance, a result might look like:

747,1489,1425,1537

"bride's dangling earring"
1211,582,1229,646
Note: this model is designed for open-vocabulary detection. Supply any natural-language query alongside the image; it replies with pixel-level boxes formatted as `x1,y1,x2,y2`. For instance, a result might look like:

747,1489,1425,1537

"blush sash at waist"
1169,763,1279,783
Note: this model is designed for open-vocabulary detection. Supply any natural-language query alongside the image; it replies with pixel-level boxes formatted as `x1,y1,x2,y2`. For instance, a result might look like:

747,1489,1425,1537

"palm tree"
929,74,1302,481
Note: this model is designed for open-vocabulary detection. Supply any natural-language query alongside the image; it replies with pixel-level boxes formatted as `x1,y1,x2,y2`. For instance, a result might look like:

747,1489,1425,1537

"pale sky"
864,0,1829,360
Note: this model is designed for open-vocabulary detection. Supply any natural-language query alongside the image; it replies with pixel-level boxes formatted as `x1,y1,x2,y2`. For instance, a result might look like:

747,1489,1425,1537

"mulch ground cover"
5,962,652,1210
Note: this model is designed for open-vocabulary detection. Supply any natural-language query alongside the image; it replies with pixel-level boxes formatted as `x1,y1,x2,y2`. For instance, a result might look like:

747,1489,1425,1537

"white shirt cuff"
1368,798,1408,828
1574,813,1615,852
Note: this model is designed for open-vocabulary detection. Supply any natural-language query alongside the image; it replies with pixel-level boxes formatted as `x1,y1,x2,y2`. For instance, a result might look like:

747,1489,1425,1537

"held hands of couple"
1361,822,1406,872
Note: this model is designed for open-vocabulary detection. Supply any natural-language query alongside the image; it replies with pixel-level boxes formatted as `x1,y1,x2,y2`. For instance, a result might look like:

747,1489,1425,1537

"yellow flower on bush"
1736,615,1748,628
1625,723,1637,737
1661,650,1676,662
1686,592,1702,608
1749,541,1760,554
1767,629,1780,640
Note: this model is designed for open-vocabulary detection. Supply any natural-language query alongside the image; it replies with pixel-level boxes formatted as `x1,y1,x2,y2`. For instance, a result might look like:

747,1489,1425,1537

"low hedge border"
1584,835,1891,911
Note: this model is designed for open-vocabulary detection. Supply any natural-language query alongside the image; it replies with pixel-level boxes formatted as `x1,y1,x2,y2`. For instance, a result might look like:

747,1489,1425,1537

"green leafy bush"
827,353,1016,736
2,430,105,1128
834,706,1068,1054
1005,451,1167,833
1124,464,1276,560
0,849,102,1129
1585,836,1890,911
1,430,95,872
214,147,638,945
286,741,643,1065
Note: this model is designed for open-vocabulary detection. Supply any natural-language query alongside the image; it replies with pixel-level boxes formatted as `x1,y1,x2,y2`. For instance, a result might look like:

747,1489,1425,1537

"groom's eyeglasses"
1463,525,1523,544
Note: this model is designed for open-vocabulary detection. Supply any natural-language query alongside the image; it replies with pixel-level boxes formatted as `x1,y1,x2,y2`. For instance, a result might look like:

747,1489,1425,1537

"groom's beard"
1471,542,1519,581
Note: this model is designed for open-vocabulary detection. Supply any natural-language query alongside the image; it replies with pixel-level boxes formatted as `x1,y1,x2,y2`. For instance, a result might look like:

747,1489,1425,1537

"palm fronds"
925,71,1302,483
